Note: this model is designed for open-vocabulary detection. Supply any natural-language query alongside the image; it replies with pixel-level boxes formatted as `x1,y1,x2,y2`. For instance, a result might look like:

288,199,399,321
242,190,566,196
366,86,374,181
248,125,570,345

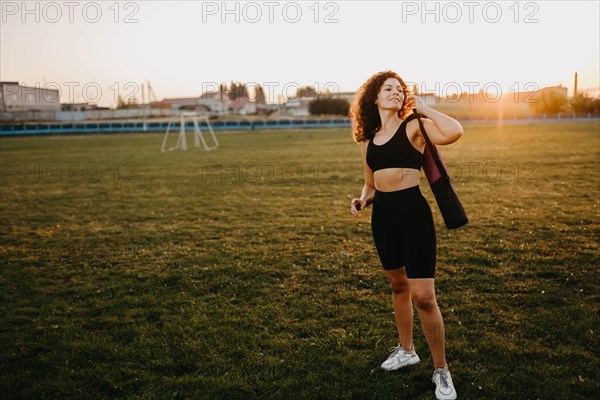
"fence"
0,108,182,122
0,114,598,137
0,118,351,136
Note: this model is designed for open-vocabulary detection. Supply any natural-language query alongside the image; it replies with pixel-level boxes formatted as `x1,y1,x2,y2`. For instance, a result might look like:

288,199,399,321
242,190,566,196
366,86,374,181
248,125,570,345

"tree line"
117,81,599,115
530,91,600,114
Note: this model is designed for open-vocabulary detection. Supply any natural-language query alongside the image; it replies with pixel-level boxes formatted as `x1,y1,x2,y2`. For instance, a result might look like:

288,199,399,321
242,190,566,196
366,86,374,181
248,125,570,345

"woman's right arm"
351,141,376,217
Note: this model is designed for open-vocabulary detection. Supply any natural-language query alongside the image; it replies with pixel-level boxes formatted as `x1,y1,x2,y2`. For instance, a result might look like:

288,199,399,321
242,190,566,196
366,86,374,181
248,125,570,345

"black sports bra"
366,113,423,172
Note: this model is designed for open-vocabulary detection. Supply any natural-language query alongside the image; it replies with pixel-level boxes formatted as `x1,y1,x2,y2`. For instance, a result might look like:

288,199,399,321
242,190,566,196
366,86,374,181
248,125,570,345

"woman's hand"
405,95,427,114
350,198,366,217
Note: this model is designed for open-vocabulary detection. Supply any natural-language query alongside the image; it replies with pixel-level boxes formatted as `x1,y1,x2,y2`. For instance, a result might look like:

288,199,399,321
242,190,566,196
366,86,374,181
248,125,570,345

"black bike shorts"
371,185,436,279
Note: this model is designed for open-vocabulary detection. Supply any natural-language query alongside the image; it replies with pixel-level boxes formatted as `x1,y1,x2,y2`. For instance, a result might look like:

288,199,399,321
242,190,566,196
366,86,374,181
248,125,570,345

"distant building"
330,91,356,103
150,92,258,116
256,103,280,115
279,96,313,116
61,103,106,112
150,97,204,111
227,97,257,115
199,91,228,115
0,81,61,112
277,91,353,117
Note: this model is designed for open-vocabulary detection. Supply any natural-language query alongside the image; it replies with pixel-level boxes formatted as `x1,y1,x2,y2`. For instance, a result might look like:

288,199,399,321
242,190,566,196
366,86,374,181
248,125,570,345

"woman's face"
375,77,405,111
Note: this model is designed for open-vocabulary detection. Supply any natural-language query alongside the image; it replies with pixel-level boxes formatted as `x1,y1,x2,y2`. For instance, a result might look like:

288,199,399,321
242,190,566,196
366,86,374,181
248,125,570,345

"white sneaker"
380,344,420,371
432,367,457,400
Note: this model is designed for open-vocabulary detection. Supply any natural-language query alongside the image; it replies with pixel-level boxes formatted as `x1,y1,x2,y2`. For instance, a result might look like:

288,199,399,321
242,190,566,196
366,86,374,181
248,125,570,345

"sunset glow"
1,1,598,107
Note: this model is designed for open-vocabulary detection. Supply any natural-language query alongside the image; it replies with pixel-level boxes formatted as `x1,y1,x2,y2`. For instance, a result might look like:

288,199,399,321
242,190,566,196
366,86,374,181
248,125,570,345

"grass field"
1,121,599,399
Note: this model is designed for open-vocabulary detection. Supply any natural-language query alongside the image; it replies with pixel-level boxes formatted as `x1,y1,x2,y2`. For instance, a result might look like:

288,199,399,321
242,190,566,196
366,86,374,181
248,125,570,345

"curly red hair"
350,70,412,142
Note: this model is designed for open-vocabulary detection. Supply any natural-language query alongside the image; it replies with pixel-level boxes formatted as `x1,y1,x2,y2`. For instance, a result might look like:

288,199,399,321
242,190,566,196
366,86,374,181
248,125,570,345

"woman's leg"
385,267,413,350
407,278,447,369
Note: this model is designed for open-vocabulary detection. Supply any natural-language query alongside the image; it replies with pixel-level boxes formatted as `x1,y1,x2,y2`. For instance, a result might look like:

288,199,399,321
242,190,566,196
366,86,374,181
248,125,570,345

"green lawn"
1,122,599,399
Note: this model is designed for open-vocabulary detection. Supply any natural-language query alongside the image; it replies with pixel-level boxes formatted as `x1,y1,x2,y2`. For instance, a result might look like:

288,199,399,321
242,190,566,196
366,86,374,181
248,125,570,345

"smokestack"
574,72,578,97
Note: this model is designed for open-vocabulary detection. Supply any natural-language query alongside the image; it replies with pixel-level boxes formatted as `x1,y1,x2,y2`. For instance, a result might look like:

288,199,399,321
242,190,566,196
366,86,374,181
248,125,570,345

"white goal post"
160,113,220,152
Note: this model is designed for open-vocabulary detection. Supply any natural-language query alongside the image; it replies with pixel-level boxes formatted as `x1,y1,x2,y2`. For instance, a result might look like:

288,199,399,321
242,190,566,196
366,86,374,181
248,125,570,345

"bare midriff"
373,168,420,192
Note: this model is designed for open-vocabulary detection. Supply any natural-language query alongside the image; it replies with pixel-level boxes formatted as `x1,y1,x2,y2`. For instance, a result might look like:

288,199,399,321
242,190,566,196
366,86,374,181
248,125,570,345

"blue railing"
1,115,598,137
0,118,352,136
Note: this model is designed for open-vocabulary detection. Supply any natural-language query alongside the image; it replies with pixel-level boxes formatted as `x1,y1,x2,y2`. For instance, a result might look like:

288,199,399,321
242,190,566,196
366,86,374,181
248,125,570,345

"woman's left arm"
408,96,464,145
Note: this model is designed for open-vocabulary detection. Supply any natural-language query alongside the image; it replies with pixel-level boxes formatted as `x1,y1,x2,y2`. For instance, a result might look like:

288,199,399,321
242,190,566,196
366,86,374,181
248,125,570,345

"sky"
1,0,599,107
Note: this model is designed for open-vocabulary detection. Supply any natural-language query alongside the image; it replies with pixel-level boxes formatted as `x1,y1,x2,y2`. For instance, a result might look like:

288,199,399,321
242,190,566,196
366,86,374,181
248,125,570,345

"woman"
349,70,463,400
